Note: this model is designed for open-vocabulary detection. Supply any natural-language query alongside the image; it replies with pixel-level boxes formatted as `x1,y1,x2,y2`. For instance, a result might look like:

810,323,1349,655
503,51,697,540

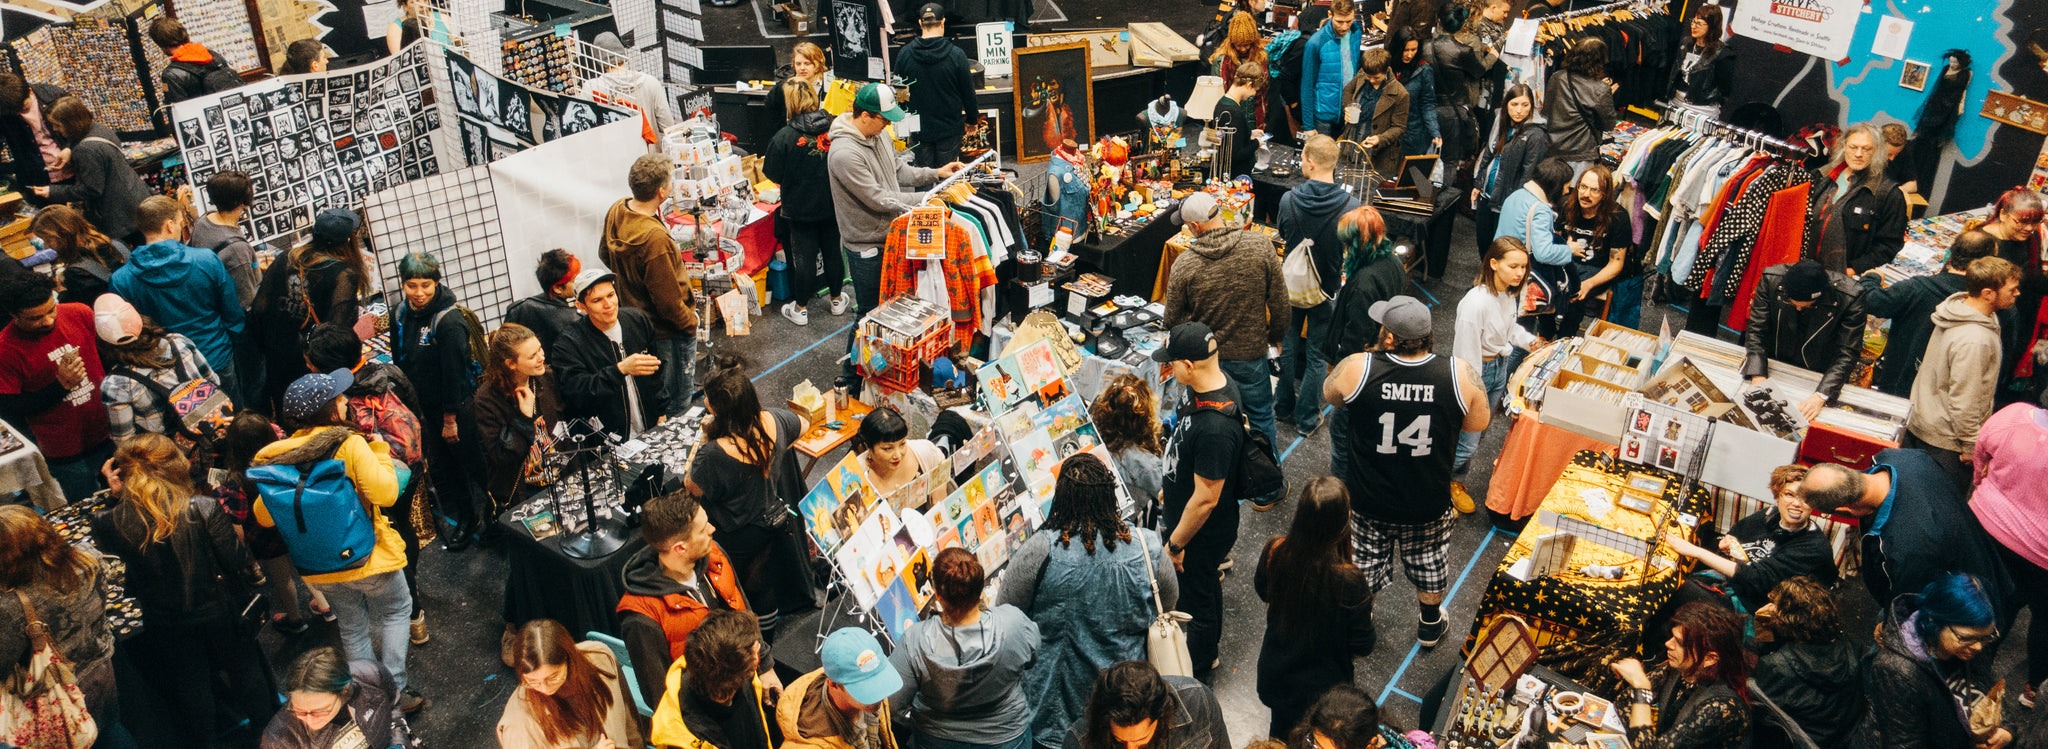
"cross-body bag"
1138,533,1194,678
0,591,97,749
1519,203,1577,316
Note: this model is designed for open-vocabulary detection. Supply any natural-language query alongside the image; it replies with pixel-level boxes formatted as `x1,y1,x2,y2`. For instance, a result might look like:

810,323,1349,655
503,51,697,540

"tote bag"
0,592,96,749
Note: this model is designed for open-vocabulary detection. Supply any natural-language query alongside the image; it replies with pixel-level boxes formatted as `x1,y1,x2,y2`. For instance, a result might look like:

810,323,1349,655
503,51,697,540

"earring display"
169,0,266,74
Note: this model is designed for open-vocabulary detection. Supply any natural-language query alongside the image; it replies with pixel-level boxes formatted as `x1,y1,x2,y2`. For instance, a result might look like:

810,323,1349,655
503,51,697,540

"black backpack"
164,58,242,102
1191,398,1286,502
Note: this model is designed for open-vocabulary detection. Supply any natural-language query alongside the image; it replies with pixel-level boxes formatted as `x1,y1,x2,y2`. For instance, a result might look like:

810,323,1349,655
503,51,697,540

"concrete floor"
234,201,2046,745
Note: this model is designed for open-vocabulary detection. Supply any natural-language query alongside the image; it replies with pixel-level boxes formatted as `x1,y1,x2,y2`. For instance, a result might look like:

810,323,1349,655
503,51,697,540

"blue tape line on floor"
1390,687,1424,703
754,321,858,381
1378,526,1501,703
1410,279,1440,307
1277,406,1333,464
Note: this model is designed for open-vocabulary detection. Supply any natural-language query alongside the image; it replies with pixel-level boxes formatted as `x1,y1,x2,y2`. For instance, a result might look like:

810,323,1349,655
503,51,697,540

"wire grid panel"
364,165,515,330
444,0,502,77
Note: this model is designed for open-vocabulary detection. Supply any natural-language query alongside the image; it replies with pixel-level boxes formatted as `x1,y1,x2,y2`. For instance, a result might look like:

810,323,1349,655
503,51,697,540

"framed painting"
1012,42,1093,163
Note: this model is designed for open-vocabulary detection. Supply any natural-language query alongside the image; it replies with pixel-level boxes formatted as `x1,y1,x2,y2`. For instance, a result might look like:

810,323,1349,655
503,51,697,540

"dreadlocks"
1043,452,1130,555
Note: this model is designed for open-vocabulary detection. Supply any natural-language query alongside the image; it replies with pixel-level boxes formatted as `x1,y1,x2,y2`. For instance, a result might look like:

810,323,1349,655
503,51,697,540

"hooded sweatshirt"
109,237,246,372
389,284,473,415
893,37,977,134
599,199,697,338
765,109,837,224
1276,179,1360,299
887,604,1040,744
580,67,679,136
1907,293,2003,453
778,670,899,749
616,544,754,711
826,113,941,257
1161,225,1288,360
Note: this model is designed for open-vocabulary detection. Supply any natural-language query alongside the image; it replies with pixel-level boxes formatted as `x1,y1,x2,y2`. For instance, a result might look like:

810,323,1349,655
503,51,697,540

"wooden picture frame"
1012,42,1093,163
1983,90,2048,135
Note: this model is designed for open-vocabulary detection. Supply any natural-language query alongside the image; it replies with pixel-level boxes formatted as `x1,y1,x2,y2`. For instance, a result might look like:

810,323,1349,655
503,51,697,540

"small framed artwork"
1900,59,1930,91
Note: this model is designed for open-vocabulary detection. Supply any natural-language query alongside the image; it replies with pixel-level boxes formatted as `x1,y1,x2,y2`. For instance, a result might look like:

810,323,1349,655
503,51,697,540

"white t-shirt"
601,322,645,436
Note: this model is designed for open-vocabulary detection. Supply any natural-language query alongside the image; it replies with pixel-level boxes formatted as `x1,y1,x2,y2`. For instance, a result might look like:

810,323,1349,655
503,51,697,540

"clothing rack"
1661,103,1814,158
913,149,1002,209
1541,0,1660,23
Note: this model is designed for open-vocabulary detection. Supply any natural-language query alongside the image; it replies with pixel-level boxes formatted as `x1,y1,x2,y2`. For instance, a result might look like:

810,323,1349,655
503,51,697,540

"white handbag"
1140,533,1195,678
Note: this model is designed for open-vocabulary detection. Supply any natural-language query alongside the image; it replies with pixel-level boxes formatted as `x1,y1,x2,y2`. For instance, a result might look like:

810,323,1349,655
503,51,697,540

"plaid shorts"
1351,507,1458,595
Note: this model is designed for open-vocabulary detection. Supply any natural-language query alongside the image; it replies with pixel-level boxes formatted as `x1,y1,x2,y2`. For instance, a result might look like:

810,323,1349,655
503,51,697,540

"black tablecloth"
499,512,646,638
1070,212,1180,299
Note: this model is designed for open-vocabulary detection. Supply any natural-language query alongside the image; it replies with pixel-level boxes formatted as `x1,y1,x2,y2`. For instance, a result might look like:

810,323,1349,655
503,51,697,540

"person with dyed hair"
1855,573,2011,749
1321,205,1408,481
1609,602,1754,748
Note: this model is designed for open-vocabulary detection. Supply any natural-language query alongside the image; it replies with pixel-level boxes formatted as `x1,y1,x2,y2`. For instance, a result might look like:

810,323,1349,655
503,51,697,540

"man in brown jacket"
601,153,698,414
1341,47,1410,177
1161,192,1287,500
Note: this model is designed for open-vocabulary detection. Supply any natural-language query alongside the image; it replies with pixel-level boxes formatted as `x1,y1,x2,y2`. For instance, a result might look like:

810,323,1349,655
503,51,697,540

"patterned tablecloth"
1464,450,1715,695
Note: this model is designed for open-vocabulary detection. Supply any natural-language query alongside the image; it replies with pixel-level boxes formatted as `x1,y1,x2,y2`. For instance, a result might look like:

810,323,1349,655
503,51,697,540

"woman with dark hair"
1750,577,1861,749
1609,602,1754,749
1541,39,1617,166
852,406,944,507
1002,453,1178,749
1816,122,1907,275
498,619,644,749
1289,684,1408,749
687,354,815,636
262,647,419,748
215,411,328,634
251,207,371,414
33,96,147,244
279,39,328,75
1553,164,1640,334
30,203,128,306
1089,374,1164,517
1668,5,1734,118
91,433,277,749
474,323,565,516
0,505,117,735
891,547,1042,749
1255,477,1374,737
1063,661,1227,749
1855,572,2011,749
1472,84,1549,250
93,296,222,442
1980,189,2048,402
1387,25,1440,158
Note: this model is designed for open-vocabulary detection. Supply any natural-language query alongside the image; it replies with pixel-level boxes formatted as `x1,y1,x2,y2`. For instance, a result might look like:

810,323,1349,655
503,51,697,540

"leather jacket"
1541,70,1616,161
1423,33,1486,109
1668,42,1735,108
1741,264,1868,401
90,494,258,628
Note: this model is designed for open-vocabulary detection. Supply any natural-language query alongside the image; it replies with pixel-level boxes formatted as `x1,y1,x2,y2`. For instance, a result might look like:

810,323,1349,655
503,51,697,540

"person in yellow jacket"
650,610,776,749
777,628,902,749
254,369,421,712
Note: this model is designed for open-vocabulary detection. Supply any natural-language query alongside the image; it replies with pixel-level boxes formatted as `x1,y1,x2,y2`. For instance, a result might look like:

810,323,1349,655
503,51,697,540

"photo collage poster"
443,48,637,167
173,44,443,245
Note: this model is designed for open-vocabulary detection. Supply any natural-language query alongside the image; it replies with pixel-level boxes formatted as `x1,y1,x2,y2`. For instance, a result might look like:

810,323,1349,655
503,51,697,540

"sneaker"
1418,613,1446,648
2023,685,2038,709
1450,481,1477,514
1250,491,1283,512
396,688,427,713
410,612,429,646
782,301,810,326
271,614,310,636
830,292,852,316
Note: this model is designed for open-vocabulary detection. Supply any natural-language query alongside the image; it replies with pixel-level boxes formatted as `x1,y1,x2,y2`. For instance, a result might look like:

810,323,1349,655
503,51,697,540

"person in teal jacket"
1492,157,1580,267
109,195,246,398
1298,0,1362,136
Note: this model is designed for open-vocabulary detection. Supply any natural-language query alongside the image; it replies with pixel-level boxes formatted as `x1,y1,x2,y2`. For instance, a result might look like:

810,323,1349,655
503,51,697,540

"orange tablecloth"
1483,412,1617,520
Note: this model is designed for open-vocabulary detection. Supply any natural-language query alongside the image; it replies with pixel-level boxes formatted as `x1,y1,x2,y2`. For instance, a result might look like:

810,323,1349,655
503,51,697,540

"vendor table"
1485,414,1617,521
1070,213,1179,300
795,397,875,476
499,516,647,637
0,421,63,510
1465,451,1713,695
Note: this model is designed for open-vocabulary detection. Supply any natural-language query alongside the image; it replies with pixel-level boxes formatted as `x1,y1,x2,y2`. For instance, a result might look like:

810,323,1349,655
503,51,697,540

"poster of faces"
171,45,444,244
443,49,636,167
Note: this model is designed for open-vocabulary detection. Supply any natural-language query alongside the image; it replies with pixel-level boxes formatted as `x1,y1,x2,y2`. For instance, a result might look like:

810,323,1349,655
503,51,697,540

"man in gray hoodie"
1161,192,1288,463
826,82,962,387
1906,255,2021,484
1273,134,1357,436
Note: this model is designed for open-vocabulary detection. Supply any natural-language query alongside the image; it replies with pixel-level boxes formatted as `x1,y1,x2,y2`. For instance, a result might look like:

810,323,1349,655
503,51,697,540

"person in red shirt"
0,271,111,501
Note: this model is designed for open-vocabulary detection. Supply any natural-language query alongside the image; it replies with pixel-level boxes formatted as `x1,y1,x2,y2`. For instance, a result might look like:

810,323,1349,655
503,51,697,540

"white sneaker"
782,302,810,326
830,293,852,316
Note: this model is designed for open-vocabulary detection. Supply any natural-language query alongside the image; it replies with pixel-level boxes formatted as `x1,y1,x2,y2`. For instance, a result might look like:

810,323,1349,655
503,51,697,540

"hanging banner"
443,48,637,164
1730,0,1863,61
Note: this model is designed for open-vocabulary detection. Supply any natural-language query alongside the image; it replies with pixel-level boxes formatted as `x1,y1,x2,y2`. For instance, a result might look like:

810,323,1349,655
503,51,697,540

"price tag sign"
906,206,949,260
977,22,1013,78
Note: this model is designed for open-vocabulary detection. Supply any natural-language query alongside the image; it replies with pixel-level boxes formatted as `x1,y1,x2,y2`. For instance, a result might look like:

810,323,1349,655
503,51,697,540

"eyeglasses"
289,694,344,719
1843,145,1876,155
1947,626,2001,646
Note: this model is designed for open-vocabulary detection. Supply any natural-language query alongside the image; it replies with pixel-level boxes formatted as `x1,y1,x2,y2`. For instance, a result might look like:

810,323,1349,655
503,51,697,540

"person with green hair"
1319,204,1408,481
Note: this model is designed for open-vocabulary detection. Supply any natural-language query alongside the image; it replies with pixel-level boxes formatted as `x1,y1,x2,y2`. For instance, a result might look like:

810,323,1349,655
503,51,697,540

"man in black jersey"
1155,322,1245,678
1322,296,1488,647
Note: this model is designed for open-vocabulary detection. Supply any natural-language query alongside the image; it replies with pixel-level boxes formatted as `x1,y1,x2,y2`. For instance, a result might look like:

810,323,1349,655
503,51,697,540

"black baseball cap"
1782,260,1829,302
1151,322,1218,363
917,3,944,21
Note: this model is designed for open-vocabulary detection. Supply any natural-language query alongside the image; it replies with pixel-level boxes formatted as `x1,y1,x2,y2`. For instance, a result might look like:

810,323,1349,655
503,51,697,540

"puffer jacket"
1851,594,1989,749
764,109,837,223
1541,69,1615,161
1741,264,1867,401
1298,22,1363,131
90,493,258,628
1752,638,1862,748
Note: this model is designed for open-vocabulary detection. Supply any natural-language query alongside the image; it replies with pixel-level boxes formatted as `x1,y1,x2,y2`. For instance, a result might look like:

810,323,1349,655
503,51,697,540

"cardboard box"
774,3,810,35
1128,22,1198,67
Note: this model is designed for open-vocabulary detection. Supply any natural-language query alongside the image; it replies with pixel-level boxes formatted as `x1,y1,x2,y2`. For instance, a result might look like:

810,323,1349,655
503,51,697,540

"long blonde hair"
114,434,198,545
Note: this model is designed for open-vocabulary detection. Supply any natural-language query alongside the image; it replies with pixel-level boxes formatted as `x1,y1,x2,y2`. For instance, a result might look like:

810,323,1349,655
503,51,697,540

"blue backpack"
249,438,377,575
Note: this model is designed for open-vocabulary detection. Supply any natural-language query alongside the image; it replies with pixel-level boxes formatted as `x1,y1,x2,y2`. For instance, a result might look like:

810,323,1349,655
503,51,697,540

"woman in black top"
1550,163,1636,336
1750,577,1862,749
29,204,126,307
1610,603,1753,749
473,323,565,518
763,42,829,128
1254,477,1374,738
686,355,816,637
1471,83,1548,251
35,97,149,245
252,207,370,415
1667,5,1735,118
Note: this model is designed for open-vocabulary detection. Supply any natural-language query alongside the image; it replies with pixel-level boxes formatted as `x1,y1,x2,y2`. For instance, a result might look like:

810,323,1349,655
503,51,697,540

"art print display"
172,45,444,245
445,47,635,164
1011,42,1094,162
